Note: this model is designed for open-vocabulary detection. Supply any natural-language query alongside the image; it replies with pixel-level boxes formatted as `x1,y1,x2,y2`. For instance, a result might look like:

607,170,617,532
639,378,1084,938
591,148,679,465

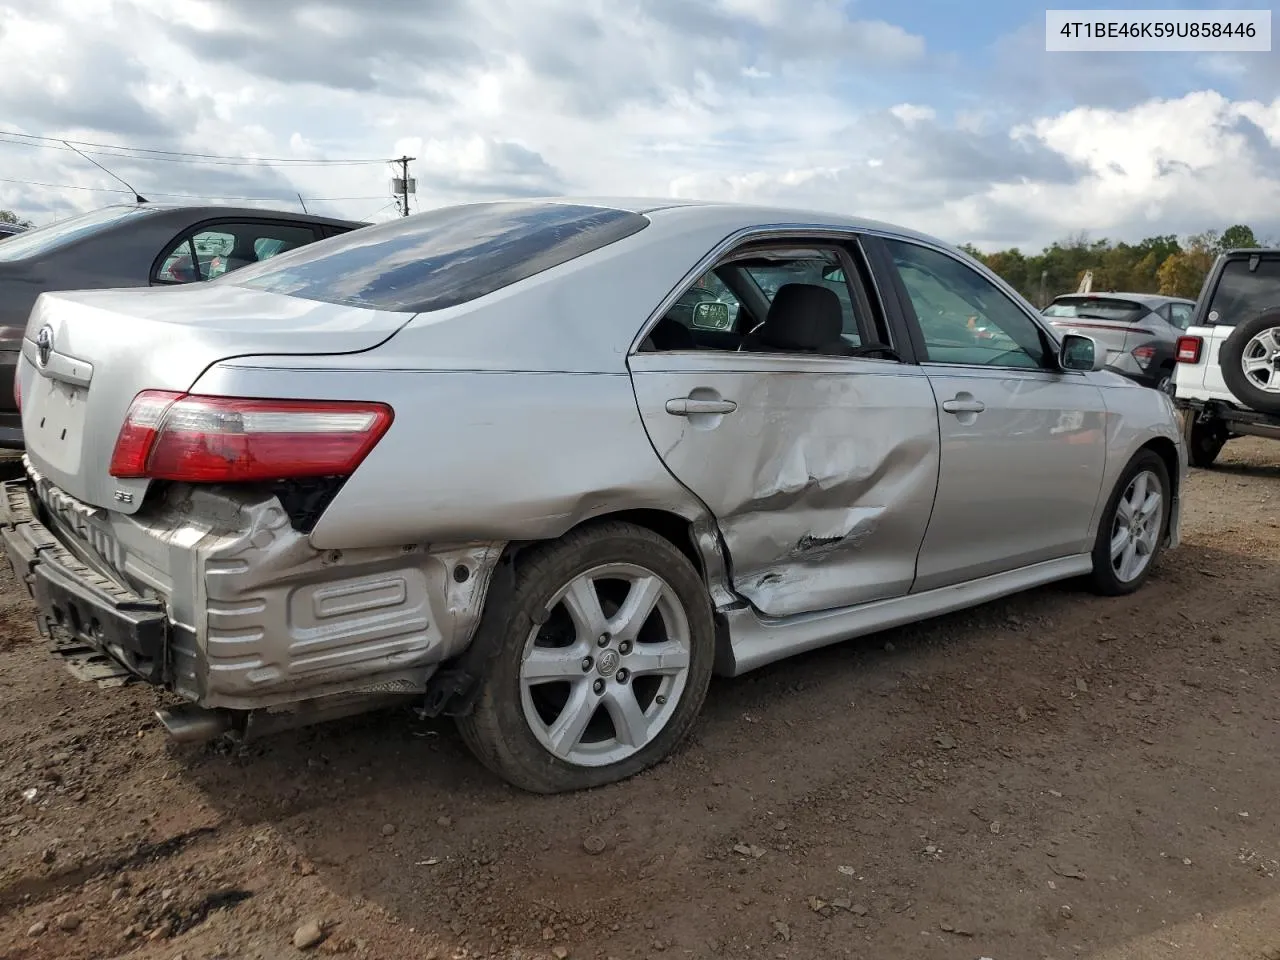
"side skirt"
719,554,1094,676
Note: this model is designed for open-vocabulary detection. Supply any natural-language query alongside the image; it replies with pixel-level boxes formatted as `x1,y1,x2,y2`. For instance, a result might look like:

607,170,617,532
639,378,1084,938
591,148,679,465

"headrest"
758,283,844,351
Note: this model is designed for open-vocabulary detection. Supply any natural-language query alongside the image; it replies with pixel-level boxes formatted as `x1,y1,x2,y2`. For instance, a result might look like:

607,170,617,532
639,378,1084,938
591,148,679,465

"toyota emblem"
35,325,53,367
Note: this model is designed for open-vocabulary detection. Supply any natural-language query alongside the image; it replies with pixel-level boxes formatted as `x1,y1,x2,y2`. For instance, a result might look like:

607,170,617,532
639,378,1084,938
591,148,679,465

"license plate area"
23,374,88,474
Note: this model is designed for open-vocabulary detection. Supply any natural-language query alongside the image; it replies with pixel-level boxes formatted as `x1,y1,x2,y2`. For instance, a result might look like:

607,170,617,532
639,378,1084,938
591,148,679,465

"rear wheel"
456,521,715,794
1188,418,1227,468
1088,450,1171,596
1220,309,1280,415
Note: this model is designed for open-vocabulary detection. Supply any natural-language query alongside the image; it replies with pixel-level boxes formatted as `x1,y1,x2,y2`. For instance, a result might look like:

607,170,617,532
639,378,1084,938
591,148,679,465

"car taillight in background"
1175,336,1203,364
108,391,394,483
1131,344,1156,368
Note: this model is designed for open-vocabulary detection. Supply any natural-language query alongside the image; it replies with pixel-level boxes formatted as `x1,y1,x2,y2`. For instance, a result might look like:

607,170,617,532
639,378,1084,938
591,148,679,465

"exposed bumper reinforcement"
0,479,169,684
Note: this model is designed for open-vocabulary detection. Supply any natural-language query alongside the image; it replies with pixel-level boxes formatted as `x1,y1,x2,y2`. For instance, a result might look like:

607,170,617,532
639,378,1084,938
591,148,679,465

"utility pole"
392,156,416,217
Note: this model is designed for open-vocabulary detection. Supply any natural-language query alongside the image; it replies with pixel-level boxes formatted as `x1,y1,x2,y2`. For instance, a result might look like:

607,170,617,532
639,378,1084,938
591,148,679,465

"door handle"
942,398,985,415
665,397,737,416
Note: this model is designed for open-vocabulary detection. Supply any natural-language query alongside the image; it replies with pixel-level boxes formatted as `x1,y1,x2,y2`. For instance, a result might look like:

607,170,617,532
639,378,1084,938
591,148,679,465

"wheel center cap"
596,649,620,678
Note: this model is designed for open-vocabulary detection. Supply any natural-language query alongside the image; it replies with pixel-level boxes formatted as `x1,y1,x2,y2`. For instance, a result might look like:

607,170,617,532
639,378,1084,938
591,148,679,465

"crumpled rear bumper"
0,469,506,711
0,479,170,684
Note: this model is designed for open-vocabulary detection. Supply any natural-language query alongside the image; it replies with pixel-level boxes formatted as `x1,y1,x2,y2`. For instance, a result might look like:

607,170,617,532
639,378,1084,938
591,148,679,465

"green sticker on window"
692,300,732,331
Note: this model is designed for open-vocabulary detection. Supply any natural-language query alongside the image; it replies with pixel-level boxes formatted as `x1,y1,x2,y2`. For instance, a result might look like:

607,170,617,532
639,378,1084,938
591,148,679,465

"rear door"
629,234,941,619
875,237,1108,591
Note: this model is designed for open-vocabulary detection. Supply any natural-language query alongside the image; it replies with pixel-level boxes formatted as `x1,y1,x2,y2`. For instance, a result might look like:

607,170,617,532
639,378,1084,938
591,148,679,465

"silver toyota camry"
1,198,1186,793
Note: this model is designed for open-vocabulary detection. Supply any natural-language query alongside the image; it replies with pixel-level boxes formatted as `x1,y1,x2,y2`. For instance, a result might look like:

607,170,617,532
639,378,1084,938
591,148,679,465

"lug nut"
593,679,605,695
597,633,611,647
581,656,593,672
615,668,630,684
618,640,633,656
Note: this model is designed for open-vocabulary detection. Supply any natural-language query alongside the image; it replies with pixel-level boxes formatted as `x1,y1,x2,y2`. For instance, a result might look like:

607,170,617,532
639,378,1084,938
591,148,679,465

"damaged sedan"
1,198,1186,793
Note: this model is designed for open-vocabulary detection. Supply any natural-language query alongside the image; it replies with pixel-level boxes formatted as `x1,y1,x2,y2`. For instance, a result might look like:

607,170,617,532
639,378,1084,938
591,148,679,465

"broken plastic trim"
421,548,520,717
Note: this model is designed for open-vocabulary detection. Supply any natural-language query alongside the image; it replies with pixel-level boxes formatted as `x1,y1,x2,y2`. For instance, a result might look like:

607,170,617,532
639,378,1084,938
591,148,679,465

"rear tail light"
1175,336,1203,364
1131,344,1156,368
109,391,394,483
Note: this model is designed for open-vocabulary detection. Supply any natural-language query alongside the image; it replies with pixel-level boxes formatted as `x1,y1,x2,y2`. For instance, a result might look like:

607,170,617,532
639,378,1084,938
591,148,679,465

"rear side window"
227,202,649,313
153,222,321,284
1206,258,1280,326
1167,302,1195,330
1043,298,1145,322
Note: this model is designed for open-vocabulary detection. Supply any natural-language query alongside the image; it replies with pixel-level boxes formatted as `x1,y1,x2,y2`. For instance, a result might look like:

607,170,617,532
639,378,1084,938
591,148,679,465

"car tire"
456,521,716,794
1188,418,1227,468
1087,449,1172,597
1219,308,1280,415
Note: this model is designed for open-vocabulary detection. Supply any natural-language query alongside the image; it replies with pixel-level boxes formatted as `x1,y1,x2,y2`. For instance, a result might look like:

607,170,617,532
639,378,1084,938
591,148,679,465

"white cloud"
0,0,1275,251
889,104,937,126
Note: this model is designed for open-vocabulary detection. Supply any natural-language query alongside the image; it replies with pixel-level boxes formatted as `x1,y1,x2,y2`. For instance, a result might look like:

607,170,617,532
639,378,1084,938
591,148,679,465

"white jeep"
1171,249,1280,466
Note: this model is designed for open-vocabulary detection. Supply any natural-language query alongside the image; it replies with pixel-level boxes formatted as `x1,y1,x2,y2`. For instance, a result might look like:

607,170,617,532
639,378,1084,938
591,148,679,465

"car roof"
513,195,956,248
88,202,367,229
1051,291,1195,307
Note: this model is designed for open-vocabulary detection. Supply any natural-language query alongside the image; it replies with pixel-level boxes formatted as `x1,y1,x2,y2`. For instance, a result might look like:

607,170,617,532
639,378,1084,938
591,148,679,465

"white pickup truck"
1171,249,1280,466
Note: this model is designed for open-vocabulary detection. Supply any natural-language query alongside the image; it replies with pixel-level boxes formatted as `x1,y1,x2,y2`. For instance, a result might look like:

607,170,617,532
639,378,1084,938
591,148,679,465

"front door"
629,241,942,619
879,238,1109,592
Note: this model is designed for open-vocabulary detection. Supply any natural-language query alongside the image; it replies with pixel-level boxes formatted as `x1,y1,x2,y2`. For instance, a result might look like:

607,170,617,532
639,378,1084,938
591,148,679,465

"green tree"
0,209,32,228
969,227,1246,305
1156,233,1216,299
1219,223,1257,251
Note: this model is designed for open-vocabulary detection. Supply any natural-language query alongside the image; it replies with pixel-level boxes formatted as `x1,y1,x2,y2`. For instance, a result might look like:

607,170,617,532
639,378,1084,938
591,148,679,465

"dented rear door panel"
629,352,940,618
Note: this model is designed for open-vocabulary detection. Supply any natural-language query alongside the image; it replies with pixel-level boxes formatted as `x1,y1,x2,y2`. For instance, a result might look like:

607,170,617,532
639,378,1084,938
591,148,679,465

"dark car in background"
1042,292,1196,392
0,222,27,239
0,204,365,447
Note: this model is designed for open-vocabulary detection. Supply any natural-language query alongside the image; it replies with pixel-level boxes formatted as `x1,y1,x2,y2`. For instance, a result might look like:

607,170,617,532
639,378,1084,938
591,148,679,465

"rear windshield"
1043,297,1146,322
1206,257,1280,326
0,205,152,262
227,201,650,313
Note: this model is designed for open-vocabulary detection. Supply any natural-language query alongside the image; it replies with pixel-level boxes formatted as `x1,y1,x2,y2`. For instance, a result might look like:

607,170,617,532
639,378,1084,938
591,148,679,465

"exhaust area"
155,703,234,743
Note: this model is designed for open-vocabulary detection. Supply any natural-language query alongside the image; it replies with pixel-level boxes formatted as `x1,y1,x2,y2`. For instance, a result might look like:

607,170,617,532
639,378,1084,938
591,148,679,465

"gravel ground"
1,438,1278,960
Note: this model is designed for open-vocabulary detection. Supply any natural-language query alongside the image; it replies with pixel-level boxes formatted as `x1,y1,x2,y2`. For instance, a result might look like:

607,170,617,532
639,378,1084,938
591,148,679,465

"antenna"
61,140,148,203
297,192,309,214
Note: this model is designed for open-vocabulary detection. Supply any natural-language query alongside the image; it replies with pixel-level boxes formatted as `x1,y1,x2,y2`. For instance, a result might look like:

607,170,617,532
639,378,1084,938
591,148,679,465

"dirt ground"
1,439,1279,960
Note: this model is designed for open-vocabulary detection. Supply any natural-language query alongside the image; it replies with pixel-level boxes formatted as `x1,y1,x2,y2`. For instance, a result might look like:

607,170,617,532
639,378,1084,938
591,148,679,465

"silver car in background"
1,198,1186,793
1043,292,1197,392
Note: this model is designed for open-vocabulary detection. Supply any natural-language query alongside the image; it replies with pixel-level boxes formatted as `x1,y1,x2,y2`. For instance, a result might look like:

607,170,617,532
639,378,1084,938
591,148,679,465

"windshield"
1043,298,1146,322
228,201,649,313
0,205,151,262
1207,257,1280,326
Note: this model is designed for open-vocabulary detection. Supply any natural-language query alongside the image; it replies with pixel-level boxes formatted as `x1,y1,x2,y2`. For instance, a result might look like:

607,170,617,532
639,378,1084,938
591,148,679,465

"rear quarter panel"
187,208,751,549
188,364,708,550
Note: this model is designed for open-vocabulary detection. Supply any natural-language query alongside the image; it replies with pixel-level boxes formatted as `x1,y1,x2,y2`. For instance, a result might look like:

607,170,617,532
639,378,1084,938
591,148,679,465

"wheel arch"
551,508,738,676
424,505,738,717
1139,436,1180,496
1136,436,1181,548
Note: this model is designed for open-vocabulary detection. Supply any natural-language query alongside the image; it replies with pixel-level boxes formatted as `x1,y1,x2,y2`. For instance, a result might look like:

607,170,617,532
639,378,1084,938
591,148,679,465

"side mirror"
1059,333,1106,372
691,300,732,331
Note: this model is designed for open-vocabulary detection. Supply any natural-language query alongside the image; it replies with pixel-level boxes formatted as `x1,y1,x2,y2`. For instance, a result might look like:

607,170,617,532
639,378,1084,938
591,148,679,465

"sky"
0,0,1278,251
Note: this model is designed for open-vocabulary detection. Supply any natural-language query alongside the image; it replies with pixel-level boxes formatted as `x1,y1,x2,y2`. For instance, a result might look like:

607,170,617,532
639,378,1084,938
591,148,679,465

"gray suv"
1043,292,1196,391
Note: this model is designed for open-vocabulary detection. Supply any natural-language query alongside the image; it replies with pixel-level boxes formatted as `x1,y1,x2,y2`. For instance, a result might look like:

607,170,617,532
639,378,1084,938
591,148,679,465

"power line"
358,199,400,221
0,132,389,167
0,175,386,204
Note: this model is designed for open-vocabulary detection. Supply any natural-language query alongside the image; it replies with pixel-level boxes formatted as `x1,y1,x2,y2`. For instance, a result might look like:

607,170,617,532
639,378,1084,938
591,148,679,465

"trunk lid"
19,284,412,514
